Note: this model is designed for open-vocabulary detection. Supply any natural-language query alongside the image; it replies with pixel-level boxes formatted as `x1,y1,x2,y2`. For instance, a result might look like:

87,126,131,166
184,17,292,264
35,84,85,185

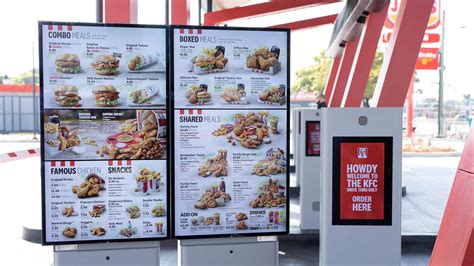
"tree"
12,70,39,84
291,51,331,95
291,50,384,99
364,51,383,98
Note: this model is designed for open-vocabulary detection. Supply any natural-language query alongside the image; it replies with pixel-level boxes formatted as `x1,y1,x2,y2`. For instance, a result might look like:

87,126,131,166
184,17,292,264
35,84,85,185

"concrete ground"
401,156,459,235
0,136,461,265
158,236,435,266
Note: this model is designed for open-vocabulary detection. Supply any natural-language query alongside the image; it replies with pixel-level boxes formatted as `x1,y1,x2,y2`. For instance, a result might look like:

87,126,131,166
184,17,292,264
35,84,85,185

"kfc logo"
358,147,368,158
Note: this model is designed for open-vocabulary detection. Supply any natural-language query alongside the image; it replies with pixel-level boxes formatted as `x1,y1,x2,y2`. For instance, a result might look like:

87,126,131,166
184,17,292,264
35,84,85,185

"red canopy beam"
373,0,434,107
328,37,360,107
104,0,138,23
323,56,341,103
204,0,340,26
429,126,474,265
171,0,190,25
341,5,388,107
269,14,338,31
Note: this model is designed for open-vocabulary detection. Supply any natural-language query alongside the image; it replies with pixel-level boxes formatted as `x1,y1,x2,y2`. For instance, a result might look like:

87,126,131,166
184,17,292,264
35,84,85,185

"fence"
0,95,40,133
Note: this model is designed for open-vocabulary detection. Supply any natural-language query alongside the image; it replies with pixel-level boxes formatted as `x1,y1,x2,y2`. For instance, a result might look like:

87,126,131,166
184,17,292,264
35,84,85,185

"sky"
0,0,472,100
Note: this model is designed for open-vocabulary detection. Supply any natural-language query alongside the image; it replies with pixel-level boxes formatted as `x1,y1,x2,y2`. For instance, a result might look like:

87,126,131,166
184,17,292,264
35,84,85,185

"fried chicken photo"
246,46,280,72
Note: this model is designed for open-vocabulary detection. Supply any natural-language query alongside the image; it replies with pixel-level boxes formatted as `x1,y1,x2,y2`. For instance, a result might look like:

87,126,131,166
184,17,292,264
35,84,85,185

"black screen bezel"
331,136,393,226
169,25,291,239
39,21,171,245
305,121,321,157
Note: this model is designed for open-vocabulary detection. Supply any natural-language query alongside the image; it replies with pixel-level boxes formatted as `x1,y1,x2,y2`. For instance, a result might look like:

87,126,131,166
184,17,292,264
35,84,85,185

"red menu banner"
332,137,392,226
340,142,385,220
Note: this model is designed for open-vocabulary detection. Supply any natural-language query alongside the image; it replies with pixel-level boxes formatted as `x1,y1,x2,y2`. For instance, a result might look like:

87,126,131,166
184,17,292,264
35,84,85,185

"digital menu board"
306,121,321,156
332,137,393,226
171,26,290,238
39,22,169,244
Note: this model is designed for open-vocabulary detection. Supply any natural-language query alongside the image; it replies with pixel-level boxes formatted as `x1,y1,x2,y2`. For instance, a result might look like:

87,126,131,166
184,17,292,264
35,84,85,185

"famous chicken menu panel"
40,22,169,244
172,27,289,238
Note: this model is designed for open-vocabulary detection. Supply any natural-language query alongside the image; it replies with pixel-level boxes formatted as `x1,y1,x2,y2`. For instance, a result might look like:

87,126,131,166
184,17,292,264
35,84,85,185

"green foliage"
12,70,39,84
291,51,331,95
292,50,384,99
365,51,384,98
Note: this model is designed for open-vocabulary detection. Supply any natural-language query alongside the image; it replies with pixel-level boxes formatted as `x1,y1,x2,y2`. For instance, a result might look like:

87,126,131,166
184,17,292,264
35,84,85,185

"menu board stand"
320,108,402,265
178,236,278,266
54,241,160,266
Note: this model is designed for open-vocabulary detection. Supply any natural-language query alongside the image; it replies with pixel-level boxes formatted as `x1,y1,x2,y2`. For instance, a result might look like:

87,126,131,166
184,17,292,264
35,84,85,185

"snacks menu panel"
40,22,169,244
44,160,167,242
172,27,289,238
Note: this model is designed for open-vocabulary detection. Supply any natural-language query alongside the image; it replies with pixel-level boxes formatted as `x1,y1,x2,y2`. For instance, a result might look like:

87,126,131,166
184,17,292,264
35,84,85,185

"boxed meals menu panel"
172,26,290,238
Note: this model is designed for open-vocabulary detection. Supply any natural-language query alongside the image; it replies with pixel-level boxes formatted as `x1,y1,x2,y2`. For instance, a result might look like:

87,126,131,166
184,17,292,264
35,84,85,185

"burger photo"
91,55,120,75
55,54,81,74
54,85,81,107
93,85,120,107
195,91,211,104
186,84,212,105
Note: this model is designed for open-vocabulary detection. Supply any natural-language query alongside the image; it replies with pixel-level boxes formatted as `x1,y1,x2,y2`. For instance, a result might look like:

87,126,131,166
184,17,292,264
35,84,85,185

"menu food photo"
40,22,169,244
172,26,290,238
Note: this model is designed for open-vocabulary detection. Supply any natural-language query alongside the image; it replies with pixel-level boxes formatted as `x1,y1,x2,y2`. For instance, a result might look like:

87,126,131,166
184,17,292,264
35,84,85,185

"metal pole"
165,0,169,25
407,74,414,137
207,0,213,13
19,96,22,132
2,96,6,134
96,0,103,23
11,96,14,132
438,10,445,137
32,43,38,140
198,0,202,25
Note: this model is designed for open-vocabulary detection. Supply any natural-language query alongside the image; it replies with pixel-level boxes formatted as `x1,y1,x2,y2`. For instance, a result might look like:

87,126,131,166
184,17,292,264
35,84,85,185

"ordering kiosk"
320,108,402,265
295,108,322,231
292,108,302,187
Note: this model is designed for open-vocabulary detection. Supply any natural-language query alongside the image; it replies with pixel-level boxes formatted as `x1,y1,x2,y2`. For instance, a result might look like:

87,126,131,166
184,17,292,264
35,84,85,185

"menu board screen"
332,137,393,226
39,22,169,244
306,121,321,157
172,26,290,238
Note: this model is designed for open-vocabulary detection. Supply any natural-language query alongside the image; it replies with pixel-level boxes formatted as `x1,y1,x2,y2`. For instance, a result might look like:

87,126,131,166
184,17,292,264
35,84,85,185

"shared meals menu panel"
40,22,168,244
173,27,289,238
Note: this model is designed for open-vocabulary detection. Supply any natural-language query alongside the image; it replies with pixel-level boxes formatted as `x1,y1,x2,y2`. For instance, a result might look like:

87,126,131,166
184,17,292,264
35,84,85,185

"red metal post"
328,37,360,107
323,56,341,104
373,0,434,107
269,14,338,31
171,0,189,25
406,73,414,137
429,127,474,265
341,5,388,107
204,0,339,26
104,0,138,23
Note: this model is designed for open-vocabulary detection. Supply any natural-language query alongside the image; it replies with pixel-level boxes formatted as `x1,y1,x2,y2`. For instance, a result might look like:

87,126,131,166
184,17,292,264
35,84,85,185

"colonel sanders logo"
358,147,368,159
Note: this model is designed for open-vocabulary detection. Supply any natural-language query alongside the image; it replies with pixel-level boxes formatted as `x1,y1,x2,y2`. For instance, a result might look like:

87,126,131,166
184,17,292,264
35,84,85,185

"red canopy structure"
101,1,473,263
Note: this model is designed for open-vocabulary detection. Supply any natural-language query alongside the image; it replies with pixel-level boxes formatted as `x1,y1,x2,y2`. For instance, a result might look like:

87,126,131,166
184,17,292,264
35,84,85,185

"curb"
402,151,462,158
0,148,40,163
